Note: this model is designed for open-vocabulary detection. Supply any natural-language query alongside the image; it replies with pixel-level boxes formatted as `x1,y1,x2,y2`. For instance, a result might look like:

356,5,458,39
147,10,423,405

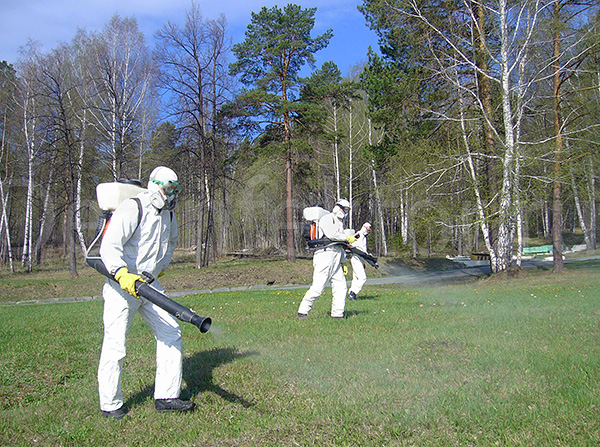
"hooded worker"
348,222,372,300
97,166,194,420
297,199,356,320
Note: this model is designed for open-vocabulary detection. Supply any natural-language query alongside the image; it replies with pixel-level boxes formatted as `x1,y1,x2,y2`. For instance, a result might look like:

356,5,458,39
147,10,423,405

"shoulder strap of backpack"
132,197,143,232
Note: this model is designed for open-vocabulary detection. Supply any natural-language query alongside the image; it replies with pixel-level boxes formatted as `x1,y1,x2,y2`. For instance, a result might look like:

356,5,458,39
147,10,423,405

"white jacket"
100,191,178,278
351,230,368,252
318,212,347,243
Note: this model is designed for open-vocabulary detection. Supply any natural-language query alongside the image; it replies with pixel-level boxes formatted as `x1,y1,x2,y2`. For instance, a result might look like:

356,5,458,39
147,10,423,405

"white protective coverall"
349,224,371,297
298,210,349,318
98,190,180,412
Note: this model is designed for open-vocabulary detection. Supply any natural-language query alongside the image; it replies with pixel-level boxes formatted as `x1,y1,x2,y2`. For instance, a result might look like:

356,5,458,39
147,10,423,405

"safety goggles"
152,179,183,196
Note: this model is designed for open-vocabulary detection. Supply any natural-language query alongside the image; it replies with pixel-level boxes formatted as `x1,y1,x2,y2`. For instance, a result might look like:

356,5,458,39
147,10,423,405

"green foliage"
389,232,411,255
147,121,181,169
231,4,332,88
299,61,361,140
300,61,342,98
0,61,18,117
291,138,318,194
413,205,442,255
228,4,332,137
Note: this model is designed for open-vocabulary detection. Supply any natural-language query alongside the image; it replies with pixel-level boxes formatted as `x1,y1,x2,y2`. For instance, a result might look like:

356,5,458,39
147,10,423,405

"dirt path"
3,256,596,307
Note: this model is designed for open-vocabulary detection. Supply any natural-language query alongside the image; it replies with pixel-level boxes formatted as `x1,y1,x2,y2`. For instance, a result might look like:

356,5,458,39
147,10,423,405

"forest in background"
1,0,600,277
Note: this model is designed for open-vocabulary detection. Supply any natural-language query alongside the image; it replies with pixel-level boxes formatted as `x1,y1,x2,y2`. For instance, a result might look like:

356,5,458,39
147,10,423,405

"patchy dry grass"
0,250,394,304
0,253,313,304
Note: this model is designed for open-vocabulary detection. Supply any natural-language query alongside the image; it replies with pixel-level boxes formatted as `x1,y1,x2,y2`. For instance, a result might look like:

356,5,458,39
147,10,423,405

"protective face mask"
150,189,178,211
150,191,166,210
334,207,346,220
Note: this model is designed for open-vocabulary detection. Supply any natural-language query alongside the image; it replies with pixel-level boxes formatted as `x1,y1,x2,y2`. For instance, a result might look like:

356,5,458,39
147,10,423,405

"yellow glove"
341,262,348,276
114,267,144,298
346,234,357,244
158,269,165,278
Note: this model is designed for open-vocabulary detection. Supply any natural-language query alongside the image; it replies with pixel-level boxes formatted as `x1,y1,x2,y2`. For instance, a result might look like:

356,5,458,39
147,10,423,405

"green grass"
1,266,600,446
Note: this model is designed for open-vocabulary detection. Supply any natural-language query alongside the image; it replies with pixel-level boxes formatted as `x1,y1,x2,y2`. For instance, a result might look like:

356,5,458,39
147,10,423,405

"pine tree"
228,4,332,262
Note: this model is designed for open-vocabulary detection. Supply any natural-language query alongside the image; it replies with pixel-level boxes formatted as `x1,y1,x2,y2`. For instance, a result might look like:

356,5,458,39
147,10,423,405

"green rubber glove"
114,267,144,298
341,262,348,276
346,234,357,244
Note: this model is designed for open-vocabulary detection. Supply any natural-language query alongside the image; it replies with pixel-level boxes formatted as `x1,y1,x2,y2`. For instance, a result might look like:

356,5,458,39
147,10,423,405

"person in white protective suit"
97,166,193,420
348,222,372,300
297,199,357,320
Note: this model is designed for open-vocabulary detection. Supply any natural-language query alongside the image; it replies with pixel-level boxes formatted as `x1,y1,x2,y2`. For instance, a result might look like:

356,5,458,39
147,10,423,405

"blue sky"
0,0,380,77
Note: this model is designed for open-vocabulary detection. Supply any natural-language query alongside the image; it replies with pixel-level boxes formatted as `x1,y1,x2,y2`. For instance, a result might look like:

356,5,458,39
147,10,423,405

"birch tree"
362,0,546,272
16,43,46,272
88,14,153,180
0,62,16,271
300,61,357,206
38,43,90,277
367,117,387,256
155,3,234,267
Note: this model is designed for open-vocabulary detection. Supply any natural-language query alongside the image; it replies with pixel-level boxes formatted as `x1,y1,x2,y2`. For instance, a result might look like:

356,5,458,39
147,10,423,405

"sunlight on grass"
1,267,600,446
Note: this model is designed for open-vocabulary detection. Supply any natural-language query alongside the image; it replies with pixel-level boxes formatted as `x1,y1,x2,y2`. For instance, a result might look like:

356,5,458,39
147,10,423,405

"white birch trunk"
75,109,88,255
204,169,213,264
22,96,35,272
0,116,13,271
0,187,13,271
493,0,517,273
35,165,54,265
333,105,340,200
515,202,523,267
570,166,592,248
368,119,388,256
513,36,530,269
111,100,118,179
348,103,354,229
543,200,550,238
402,189,409,244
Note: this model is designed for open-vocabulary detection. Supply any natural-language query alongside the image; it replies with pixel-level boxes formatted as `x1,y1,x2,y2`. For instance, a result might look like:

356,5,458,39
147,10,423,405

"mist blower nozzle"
86,255,211,333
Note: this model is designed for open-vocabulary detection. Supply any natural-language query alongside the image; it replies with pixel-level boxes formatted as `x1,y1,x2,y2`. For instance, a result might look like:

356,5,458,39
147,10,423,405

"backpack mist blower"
85,180,211,333
302,206,379,269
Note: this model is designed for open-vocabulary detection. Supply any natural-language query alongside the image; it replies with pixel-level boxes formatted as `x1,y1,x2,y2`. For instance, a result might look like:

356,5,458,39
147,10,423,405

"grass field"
1,260,600,446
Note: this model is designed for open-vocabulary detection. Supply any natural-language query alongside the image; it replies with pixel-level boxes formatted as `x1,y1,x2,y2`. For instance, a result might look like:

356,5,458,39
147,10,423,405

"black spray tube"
86,258,211,333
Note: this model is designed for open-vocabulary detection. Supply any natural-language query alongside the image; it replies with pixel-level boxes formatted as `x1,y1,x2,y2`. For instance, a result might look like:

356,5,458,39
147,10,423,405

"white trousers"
298,247,347,318
98,280,183,411
350,255,367,295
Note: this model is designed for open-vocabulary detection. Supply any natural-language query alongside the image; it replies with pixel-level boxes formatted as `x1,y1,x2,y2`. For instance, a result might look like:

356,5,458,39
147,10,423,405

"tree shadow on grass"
125,347,256,409
564,258,600,271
